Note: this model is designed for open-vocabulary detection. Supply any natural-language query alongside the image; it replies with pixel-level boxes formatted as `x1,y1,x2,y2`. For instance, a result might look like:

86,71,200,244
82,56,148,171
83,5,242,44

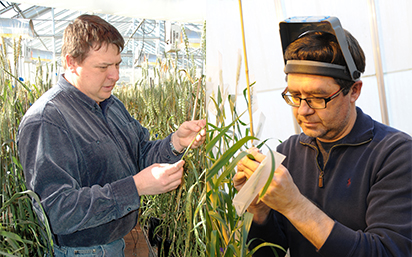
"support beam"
367,0,389,125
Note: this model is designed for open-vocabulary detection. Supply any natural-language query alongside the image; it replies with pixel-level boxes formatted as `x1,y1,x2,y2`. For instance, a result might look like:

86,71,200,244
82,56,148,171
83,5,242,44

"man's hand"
133,160,184,195
236,149,334,249
234,147,266,191
234,147,271,224
172,120,206,152
235,147,301,215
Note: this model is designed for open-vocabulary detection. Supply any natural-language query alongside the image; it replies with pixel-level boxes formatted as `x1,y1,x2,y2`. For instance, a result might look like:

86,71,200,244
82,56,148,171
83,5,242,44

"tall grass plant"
114,57,206,256
114,23,206,257
205,73,285,256
0,36,54,256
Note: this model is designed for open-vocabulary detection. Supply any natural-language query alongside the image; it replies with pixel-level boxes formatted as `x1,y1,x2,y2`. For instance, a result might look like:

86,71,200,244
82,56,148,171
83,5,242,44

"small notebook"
233,150,286,216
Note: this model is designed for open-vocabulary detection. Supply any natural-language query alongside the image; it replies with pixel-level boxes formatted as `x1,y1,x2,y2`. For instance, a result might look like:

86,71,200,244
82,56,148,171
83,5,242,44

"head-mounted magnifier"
279,16,361,81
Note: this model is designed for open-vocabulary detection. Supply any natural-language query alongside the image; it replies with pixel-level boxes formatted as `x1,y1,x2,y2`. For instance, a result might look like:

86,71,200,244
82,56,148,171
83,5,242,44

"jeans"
53,238,125,257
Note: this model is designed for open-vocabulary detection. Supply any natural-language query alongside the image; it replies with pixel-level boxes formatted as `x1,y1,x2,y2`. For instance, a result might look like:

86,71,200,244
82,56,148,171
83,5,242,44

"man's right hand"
133,160,184,195
234,148,271,224
234,148,265,191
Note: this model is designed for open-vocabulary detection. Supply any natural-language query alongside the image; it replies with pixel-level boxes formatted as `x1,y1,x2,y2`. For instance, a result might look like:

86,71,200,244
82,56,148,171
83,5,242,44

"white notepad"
233,151,286,216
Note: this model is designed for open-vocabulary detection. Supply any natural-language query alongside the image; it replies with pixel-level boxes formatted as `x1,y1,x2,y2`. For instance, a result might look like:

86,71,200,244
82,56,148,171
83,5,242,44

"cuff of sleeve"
248,210,287,256
163,133,183,161
111,176,141,217
318,221,358,257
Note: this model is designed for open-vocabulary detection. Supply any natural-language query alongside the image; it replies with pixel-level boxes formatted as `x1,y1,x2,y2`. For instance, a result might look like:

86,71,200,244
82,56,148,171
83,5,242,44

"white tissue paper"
233,150,286,216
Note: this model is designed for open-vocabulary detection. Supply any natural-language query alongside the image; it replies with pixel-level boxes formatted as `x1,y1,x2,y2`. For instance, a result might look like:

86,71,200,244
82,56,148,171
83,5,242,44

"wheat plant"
114,52,206,257
205,82,285,256
114,23,206,255
0,36,54,256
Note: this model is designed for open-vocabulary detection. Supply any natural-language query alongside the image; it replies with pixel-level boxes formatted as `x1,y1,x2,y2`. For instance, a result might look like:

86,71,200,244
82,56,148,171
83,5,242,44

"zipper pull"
318,172,324,188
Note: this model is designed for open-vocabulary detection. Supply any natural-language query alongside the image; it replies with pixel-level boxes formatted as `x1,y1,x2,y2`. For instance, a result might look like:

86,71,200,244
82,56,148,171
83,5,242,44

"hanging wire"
124,19,146,49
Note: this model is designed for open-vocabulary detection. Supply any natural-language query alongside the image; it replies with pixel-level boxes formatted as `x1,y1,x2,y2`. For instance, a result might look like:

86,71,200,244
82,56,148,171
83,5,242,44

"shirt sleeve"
137,126,182,169
18,119,141,235
247,210,288,256
108,98,181,170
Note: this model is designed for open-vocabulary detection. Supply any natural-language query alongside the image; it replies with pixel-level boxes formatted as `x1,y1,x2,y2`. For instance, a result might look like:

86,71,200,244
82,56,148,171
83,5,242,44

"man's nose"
297,99,315,115
107,66,120,81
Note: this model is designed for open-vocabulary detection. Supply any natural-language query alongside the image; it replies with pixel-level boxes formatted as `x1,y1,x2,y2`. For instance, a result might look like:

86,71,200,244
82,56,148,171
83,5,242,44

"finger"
247,148,266,162
199,127,206,136
190,132,205,149
195,134,206,144
165,161,184,175
170,179,182,190
187,120,203,133
165,176,183,192
233,171,246,182
241,157,261,174
233,172,247,188
195,119,206,129
242,166,255,179
172,160,185,168
253,152,266,163
195,133,203,142
169,167,184,181
236,161,254,178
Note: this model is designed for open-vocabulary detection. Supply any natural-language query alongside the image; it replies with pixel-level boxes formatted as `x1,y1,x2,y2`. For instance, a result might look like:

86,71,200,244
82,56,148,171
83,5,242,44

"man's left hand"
172,119,206,152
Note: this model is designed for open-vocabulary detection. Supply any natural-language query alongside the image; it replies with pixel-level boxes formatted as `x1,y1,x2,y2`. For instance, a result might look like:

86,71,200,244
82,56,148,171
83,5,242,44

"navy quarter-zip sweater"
17,75,181,247
248,107,412,257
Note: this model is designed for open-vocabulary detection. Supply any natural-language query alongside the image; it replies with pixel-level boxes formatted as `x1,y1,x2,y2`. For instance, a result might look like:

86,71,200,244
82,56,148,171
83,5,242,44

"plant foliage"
1,36,54,256
206,82,285,256
113,22,207,257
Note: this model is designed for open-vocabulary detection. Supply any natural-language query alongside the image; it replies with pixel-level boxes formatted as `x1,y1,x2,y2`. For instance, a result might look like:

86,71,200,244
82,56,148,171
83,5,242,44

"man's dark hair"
285,30,365,94
61,14,124,69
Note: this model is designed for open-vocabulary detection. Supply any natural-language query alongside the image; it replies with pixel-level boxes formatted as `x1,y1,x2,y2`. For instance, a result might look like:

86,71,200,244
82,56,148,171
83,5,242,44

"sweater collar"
299,107,374,145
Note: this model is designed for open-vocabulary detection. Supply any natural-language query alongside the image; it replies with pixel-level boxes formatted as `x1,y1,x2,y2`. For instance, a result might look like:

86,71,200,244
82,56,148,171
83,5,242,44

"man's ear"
65,54,77,72
350,80,362,103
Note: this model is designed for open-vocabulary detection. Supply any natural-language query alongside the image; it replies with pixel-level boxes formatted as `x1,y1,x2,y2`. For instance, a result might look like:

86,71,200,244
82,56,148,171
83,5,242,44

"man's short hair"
61,14,125,69
285,30,365,94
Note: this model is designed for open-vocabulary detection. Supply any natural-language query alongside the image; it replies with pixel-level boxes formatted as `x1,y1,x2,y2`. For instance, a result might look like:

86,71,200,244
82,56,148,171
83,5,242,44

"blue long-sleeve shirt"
17,74,181,247
248,107,412,257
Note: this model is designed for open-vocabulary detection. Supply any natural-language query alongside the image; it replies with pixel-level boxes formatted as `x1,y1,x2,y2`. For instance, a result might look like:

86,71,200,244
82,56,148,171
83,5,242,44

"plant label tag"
233,150,286,216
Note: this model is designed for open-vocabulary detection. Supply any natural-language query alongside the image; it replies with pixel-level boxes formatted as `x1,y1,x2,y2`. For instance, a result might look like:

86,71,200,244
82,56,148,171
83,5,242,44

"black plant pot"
157,238,172,257
148,217,162,247
147,217,174,257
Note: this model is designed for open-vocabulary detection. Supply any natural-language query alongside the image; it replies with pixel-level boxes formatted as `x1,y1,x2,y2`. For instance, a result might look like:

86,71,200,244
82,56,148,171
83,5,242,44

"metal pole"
51,7,56,84
367,0,389,125
132,18,135,86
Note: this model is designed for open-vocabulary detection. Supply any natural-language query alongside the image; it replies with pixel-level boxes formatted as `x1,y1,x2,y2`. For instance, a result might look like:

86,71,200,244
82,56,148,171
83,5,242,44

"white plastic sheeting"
206,0,412,151
0,18,34,38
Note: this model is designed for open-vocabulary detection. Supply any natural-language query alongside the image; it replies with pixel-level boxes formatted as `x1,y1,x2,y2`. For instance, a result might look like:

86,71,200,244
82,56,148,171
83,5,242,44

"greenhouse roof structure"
0,1,205,69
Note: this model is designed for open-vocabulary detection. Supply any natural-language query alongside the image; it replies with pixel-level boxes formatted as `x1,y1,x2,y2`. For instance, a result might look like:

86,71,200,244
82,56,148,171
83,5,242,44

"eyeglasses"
281,87,343,109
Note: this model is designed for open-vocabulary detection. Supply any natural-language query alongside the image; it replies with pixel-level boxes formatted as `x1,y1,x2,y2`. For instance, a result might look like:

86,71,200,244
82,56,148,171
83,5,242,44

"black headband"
284,60,356,81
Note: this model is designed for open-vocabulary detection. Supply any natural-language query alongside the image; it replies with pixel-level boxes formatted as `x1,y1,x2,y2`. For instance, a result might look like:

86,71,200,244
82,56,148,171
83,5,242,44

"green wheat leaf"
258,145,276,201
206,136,257,182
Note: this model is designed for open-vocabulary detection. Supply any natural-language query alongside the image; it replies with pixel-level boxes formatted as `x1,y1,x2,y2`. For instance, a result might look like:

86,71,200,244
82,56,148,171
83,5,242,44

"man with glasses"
234,26,412,256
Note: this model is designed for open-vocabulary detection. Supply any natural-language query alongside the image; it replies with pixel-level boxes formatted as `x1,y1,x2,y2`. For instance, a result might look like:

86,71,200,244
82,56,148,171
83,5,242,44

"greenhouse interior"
1,0,411,256
0,1,205,85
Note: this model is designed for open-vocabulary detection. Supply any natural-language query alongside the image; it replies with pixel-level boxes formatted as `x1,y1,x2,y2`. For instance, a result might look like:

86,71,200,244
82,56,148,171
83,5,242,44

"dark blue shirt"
17,74,180,247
